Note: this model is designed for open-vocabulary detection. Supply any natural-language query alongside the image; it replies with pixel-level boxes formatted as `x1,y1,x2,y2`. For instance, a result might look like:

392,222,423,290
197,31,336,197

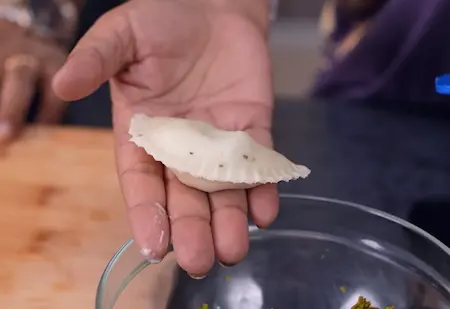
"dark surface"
62,83,113,127
272,98,450,245
273,99,450,219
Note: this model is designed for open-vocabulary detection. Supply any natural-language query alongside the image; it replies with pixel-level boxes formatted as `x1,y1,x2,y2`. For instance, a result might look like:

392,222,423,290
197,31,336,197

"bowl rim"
95,193,450,309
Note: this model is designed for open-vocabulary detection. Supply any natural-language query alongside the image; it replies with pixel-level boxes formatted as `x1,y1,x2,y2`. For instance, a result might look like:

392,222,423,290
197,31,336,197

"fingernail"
218,262,235,268
189,274,207,280
249,225,261,231
140,247,162,263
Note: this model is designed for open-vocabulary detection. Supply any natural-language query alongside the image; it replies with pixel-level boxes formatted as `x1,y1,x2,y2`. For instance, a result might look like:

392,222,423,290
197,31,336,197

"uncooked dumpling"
128,114,311,193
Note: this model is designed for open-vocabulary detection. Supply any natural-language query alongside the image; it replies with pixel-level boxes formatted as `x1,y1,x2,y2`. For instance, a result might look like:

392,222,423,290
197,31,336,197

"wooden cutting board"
0,126,132,308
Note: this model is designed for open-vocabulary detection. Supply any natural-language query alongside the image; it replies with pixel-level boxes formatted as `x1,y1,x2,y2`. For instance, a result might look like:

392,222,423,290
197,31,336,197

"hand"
53,0,278,277
0,20,67,142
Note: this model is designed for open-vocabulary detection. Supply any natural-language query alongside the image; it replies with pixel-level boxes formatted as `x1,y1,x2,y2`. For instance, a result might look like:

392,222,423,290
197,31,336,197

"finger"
243,127,279,227
52,4,135,101
248,184,279,228
209,189,249,266
36,67,67,124
0,55,39,141
166,171,215,277
113,104,170,260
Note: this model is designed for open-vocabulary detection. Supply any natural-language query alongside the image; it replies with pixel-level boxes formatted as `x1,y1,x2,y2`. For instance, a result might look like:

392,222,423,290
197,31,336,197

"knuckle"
119,159,162,179
170,214,210,226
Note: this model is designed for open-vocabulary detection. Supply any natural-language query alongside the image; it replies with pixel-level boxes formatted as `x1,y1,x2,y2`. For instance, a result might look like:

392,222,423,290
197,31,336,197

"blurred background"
270,0,323,98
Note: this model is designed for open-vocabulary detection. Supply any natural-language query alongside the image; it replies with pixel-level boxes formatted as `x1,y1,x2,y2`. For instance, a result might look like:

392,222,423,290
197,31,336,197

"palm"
54,0,278,276
112,1,273,133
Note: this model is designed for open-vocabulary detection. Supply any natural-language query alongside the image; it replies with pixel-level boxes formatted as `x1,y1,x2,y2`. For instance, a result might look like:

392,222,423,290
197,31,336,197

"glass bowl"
96,194,450,309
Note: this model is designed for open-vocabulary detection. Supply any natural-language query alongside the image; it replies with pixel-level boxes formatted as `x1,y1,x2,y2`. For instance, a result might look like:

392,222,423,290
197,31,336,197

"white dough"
128,114,311,193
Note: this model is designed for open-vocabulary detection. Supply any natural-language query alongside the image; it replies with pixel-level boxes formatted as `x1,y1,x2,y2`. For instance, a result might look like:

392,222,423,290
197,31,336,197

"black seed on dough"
219,164,224,168
243,155,249,160
189,152,194,155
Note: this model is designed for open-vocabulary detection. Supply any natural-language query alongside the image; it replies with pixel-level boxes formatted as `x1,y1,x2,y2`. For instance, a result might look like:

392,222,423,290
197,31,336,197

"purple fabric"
311,0,450,102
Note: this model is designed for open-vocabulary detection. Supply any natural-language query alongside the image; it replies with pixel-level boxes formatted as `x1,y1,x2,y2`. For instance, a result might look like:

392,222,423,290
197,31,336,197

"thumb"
52,5,134,101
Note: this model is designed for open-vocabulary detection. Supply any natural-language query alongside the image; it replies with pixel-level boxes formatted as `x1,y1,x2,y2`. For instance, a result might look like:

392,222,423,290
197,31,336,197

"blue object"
435,74,450,95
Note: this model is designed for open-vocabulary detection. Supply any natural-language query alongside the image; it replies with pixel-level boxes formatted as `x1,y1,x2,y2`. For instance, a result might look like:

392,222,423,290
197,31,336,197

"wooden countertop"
0,126,131,308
